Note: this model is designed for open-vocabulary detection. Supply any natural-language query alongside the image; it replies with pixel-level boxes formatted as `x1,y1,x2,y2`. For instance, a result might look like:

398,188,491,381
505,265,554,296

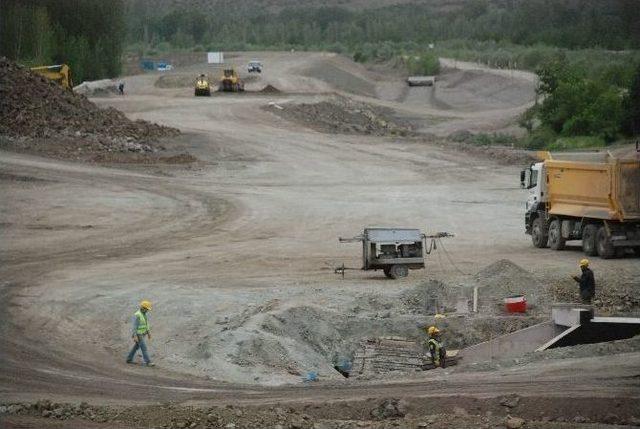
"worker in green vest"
126,300,155,366
426,326,446,368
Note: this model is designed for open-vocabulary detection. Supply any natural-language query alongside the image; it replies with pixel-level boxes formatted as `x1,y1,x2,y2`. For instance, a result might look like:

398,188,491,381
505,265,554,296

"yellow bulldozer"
30,64,73,90
194,74,211,96
218,68,244,92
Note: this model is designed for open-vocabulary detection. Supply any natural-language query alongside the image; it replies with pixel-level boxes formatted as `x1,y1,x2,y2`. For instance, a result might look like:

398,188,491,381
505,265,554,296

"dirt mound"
472,259,546,313
155,73,197,88
0,58,179,158
267,96,413,136
261,84,281,93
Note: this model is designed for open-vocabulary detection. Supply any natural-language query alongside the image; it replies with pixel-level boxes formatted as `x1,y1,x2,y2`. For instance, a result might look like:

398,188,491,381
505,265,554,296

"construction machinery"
219,68,244,92
194,74,211,96
521,150,640,258
30,64,73,90
336,228,453,279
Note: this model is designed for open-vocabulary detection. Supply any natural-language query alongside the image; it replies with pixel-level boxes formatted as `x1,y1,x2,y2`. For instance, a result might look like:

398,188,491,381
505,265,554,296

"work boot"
126,360,134,364
146,362,155,367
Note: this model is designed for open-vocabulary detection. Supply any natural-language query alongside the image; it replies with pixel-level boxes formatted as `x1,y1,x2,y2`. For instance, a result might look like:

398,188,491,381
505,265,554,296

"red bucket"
505,295,527,313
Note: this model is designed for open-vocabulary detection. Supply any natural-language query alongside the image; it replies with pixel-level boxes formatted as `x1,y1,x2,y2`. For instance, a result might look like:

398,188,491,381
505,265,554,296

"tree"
622,63,640,136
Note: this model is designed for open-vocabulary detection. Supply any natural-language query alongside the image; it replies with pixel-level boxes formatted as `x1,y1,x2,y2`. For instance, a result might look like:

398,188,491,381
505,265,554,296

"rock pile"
0,57,179,157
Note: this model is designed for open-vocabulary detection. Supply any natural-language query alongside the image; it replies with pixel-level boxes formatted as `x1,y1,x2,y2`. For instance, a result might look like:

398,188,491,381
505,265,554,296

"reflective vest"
428,338,441,363
134,310,149,335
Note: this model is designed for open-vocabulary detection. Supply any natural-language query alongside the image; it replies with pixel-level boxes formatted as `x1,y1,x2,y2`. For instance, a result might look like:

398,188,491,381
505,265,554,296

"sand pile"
0,57,179,157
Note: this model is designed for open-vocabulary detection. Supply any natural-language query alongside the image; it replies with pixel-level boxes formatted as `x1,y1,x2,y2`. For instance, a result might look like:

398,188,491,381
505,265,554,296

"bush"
353,51,367,63
470,132,518,146
547,136,605,150
518,127,557,150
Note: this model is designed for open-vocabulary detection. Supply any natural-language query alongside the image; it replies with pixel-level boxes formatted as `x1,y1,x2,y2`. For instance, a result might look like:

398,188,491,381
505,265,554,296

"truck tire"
383,266,393,278
531,218,548,248
388,264,409,279
581,224,598,256
596,225,615,259
548,219,566,250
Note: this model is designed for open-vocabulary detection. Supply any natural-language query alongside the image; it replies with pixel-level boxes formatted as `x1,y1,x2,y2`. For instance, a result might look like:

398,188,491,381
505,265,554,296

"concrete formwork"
459,321,565,364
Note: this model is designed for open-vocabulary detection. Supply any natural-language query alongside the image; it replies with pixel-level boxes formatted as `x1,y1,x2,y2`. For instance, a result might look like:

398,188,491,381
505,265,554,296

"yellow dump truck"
521,151,640,258
218,68,244,92
30,64,73,90
194,74,211,96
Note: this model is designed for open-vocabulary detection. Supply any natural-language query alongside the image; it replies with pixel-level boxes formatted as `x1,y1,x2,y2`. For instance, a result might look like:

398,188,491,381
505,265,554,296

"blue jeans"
127,335,151,364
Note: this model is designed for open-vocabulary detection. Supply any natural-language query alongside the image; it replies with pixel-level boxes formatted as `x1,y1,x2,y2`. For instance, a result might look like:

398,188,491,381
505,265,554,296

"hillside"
129,0,469,14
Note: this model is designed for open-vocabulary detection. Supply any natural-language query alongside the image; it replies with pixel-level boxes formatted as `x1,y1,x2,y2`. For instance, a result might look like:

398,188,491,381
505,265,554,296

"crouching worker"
426,326,446,368
126,300,155,367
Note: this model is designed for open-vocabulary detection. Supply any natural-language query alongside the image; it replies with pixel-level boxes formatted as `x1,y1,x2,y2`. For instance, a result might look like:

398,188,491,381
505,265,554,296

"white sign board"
207,52,224,64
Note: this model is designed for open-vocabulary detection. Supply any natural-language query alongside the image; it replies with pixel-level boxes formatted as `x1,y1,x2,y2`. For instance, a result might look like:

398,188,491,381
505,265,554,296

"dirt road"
1,52,638,426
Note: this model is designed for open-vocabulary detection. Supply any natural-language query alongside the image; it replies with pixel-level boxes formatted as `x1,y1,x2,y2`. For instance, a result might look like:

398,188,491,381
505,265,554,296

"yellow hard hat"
579,259,589,267
140,300,152,311
427,326,440,336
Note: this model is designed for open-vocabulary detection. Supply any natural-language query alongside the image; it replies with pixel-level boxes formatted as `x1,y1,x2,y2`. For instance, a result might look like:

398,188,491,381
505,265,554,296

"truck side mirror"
520,170,526,188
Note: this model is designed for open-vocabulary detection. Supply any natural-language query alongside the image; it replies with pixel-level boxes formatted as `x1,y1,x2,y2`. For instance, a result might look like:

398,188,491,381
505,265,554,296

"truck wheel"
383,266,393,278
531,218,548,248
596,226,615,259
388,265,409,279
548,219,565,250
581,224,598,256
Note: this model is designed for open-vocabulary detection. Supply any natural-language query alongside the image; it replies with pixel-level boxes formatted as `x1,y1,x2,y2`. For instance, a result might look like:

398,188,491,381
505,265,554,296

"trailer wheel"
581,224,598,256
548,219,565,250
596,226,615,259
531,218,548,248
388,264,409,279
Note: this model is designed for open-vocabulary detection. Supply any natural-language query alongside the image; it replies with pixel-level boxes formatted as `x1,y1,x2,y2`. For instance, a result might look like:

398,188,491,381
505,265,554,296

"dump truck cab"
521,161,547,234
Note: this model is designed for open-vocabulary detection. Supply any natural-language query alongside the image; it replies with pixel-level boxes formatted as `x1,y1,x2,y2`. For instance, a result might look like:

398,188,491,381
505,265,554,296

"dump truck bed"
546,157,640,221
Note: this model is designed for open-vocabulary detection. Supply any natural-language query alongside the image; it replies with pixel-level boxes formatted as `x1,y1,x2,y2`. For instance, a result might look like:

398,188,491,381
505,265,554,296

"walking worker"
118,81,125,95
572,259,595,304
425,326,446,368
126,300,155,366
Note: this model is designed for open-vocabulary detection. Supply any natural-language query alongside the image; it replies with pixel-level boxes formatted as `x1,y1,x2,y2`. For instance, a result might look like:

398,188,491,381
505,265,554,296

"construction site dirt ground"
1,52,639,428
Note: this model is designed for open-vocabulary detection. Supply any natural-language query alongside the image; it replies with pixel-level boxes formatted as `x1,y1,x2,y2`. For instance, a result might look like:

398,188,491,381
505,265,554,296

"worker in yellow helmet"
572,259,595,304
425,326,446,368
126,300,155,366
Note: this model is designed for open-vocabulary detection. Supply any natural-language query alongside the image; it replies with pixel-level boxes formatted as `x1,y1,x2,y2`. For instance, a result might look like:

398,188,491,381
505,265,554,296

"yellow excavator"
30,64,73,90
194,74,211,96
218,68,244,92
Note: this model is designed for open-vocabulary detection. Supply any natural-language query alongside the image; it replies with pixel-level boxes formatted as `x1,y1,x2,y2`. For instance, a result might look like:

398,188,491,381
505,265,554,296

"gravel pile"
472,259,547,313
267,96,413,136
0,57,179,157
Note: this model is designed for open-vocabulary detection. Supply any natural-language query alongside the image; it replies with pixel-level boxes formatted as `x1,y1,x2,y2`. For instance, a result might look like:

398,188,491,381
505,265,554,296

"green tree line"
0,0,125,83
126,0,640,52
